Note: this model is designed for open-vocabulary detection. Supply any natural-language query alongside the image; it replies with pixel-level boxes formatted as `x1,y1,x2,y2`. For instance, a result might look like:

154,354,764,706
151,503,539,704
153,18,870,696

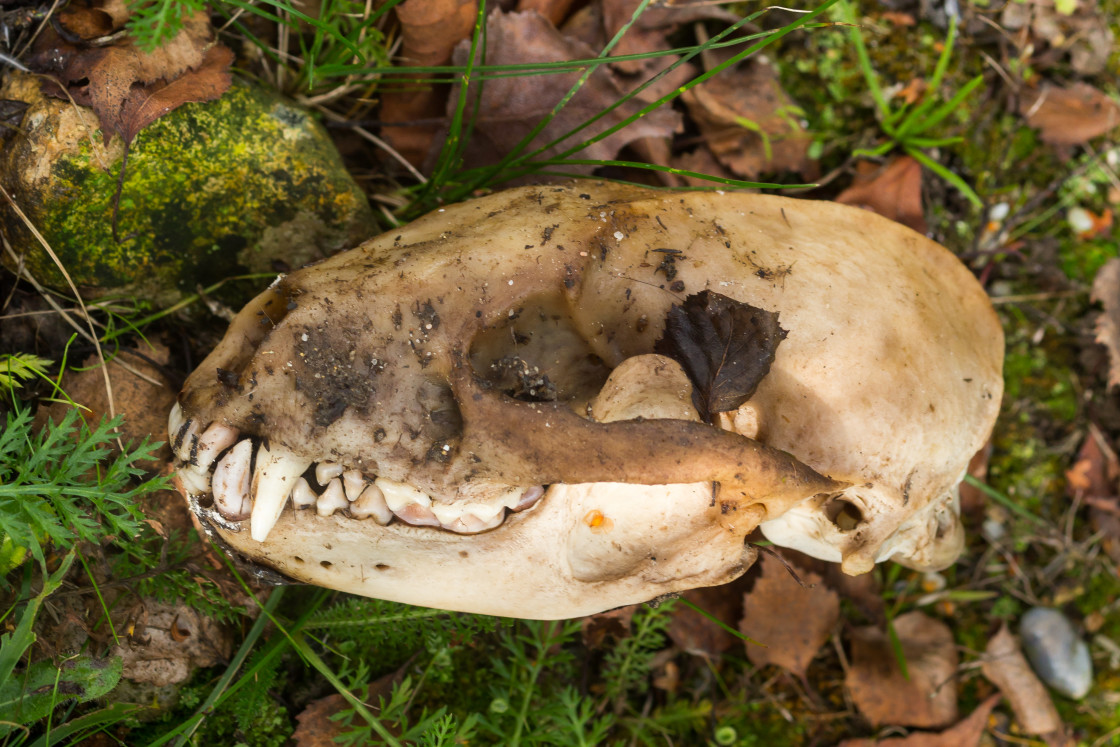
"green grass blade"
906,146,982,209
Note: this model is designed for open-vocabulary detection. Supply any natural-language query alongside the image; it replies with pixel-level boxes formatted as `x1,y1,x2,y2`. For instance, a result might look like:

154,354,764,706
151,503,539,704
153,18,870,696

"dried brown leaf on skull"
680,56,815,180
738,551,839,677
845,611,959,729
981,623,1063,737
836,693,1000,747
435,11,679,179
836,156,927,235
1019,83,1120,147
654,290,786,423
26,4,232,143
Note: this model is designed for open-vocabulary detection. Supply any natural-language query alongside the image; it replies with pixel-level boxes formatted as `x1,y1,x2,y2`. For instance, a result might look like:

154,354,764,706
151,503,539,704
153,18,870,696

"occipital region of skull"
170,183,1003,619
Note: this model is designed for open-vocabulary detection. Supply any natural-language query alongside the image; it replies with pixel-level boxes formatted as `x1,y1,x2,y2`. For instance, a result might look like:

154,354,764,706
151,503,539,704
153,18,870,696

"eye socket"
469,292,610,405
824,498,863,532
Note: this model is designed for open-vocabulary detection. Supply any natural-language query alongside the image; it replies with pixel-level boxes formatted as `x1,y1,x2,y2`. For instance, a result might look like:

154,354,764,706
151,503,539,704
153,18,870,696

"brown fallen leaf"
666,576,751,656
836,156,927,234
681,57,815,180
1066,423,1120,566
118,45,234,144
837,693,1000,747
518,0,577,28
1020,83,1120,147
739,552,839,677
28,4,233,143
294,665,407,746
436,11,679,180
980,624,1064,738
845,611,958,729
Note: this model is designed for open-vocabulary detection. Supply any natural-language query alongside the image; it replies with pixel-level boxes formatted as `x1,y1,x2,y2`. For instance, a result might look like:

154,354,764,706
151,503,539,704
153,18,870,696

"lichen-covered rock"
0,72,377,304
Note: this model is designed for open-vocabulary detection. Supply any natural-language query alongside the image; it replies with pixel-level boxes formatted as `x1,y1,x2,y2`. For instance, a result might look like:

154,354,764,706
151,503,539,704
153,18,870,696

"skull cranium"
170,183,1003,619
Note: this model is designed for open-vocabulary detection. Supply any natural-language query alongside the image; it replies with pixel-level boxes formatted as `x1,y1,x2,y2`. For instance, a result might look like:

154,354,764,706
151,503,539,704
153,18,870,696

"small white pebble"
508,279,514,285
301,333,309,342
613,231,624,241
988,202,1010,222
1068,206,1094,235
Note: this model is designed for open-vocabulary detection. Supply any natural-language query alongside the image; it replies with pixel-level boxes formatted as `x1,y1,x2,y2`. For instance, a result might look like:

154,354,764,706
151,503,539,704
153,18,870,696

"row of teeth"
169,403,544,544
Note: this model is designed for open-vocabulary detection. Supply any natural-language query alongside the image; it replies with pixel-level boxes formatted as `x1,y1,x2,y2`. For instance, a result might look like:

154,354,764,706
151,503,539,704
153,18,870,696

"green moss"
1,79,377,304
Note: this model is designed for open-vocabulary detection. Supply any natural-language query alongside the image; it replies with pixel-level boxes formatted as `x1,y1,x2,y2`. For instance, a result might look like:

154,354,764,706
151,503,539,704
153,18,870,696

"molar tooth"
443,511,505,534
292,477,318,509
513,485,545,512
250,443,311,542
212,439,253,520
316,478,349,517
342,470,367,502
375,478,433,510
315,461,345,485
392,503,441,527
350,484,392,524
195,423,240,470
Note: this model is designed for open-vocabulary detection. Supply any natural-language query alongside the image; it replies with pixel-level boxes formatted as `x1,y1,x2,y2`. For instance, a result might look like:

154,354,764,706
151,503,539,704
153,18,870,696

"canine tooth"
342,470,366,501
315,461,344,485
292,477,318,509
250,443,311,542
375,478,433,510
350,484,392,524
212,439,253,520
316,478,349,517
392,503,441,527
513,485,545,512
195,423,240,470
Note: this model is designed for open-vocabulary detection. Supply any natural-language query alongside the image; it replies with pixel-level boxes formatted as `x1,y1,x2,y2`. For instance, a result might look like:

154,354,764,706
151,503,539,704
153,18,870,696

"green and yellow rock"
0,72,377,304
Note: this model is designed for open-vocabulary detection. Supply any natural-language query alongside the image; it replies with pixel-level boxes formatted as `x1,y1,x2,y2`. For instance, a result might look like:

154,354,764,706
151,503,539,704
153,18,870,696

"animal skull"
170,183,1003,619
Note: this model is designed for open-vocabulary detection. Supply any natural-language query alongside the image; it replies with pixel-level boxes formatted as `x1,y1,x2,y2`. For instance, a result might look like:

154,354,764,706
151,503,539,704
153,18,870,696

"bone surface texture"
171,184,1003,619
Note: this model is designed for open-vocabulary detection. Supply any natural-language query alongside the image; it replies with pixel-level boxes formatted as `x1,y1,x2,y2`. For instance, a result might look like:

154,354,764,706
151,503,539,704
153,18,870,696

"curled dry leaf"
437,11,679,180
681,57,815,180
836,156,927,234
739,552,839,677
845,611,958,729
1019,83,1120,147
980,623,1064,737
837,693,1000,747
1068,427,1120,566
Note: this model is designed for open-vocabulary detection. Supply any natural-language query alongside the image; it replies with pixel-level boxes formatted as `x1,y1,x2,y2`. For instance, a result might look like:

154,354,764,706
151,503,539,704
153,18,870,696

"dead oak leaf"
836,155,926,234
837,693,1000,747
681,57,814,180
846,611,958,729
738,552,839,677
1020,83,1120,147
435,10,679,180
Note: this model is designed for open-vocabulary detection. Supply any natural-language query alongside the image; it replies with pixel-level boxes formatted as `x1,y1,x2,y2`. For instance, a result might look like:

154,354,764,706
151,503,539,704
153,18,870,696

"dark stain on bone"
375,563,390,570
412,299,441,331
293,325,380,428
216,368,240,389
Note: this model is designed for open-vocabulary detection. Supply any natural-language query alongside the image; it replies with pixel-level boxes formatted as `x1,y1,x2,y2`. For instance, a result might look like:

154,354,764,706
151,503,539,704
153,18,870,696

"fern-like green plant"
0,354,53,395
0,403,167,582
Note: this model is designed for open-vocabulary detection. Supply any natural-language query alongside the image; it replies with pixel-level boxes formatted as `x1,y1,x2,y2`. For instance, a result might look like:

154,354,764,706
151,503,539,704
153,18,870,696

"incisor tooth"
176,465,211,498
342,470,366,502
316,478,349,517
168,402,185,443
292,477,318,509
213,439,253,520
174,418,201,463
195,423,240,470
315,462,344,485
350,484,392,524
250,443,311,542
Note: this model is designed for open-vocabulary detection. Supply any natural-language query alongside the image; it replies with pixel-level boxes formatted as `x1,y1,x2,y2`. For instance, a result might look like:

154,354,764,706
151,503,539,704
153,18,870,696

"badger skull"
171,183,1003,618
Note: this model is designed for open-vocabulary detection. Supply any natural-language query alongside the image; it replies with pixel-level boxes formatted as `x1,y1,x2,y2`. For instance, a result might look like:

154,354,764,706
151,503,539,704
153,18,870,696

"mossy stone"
0,72,377,305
